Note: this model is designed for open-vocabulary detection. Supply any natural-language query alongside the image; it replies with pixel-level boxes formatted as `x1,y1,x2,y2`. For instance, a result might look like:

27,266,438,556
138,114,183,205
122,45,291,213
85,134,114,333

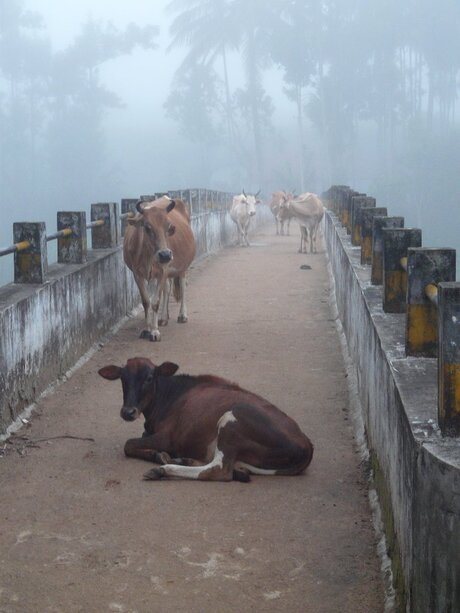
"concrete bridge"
1,189,460,612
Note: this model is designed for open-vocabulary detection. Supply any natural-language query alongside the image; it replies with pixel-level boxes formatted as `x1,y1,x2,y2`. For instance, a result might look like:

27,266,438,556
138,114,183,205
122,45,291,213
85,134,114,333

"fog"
1,0,460,284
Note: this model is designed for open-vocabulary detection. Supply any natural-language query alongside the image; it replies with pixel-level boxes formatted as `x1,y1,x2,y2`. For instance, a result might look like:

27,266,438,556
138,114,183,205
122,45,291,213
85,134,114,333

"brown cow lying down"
98,357,314,482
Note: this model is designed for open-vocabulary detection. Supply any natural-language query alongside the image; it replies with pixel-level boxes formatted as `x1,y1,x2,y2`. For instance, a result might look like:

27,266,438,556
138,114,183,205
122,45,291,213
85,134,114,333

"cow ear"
166,200,176,213
127,216,144,227
167,224,176,236
157,362,179,377
98,365,121,380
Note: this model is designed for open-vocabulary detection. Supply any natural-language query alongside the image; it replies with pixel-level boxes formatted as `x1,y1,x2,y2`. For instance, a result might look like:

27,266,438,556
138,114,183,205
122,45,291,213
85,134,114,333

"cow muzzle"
157,249,173,264
121,406,140,421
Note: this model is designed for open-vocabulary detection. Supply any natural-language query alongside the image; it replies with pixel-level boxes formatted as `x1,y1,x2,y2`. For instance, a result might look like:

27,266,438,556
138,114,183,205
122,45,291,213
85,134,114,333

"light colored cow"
277,192,324,253
230,190,261,246
270,190,295,235
123,196,196,341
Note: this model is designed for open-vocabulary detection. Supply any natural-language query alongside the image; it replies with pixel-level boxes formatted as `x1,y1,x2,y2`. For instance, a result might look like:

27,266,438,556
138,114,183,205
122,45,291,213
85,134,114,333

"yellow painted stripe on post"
386,270,406,304
400,256,408,271
406,303,438,354
352,225,361,245
61,228,73,237
362,236,372,264
440,363,460,420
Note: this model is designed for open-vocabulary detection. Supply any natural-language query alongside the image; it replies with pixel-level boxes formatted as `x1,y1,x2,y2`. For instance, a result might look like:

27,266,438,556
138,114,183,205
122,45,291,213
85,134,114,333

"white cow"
277,192,324,253
270,190,295,236
230,190,261,246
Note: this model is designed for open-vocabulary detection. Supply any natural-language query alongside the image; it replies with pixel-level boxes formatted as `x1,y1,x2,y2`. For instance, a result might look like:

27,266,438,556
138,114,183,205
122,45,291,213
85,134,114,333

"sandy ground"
0,227,384,613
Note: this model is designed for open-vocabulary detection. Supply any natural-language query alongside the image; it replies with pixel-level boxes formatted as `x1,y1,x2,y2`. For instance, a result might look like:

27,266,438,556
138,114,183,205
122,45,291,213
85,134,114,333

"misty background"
1,0,460,285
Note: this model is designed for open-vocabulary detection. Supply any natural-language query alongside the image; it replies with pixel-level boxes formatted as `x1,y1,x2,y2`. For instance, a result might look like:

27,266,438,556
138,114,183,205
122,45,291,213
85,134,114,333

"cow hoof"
154,451,172,465
177,315,188,323
143,467,166,481
140,330,161,342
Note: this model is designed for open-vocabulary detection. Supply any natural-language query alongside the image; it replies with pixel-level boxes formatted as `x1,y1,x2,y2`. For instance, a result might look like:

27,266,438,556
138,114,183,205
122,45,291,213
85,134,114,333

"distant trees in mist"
1,0,460,251
0,0,157,214
166,0,460,232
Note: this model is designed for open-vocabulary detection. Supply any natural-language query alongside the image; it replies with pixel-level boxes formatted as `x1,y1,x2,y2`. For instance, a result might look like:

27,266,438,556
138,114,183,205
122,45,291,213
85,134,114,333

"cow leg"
143,412,241,482
158,279,171,326
177,276,188,323
286,218,291,236
124,434,172,463
236,221,244,246
280,220,284,236
149,277,168,339
242,221,250,247
133,274,158,341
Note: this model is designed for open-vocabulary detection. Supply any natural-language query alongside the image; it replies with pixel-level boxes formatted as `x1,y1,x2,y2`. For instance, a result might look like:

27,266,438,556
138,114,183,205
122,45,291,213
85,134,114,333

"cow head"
240,190,258,216
129,198,176,265
276,193,291,222
98,357,179,422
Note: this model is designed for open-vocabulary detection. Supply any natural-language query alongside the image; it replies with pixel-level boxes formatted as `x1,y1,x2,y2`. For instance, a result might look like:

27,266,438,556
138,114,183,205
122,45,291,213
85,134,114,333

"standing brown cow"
98,357,314,482
124,196,196,341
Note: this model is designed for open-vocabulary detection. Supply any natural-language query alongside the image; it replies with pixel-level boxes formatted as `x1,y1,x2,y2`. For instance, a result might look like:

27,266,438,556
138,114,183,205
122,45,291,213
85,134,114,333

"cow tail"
173,277,181,302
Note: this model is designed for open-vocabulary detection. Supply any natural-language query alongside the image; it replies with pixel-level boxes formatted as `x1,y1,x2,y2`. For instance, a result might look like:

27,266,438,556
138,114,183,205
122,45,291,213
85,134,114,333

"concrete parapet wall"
0,206,270,435
324,210,460,612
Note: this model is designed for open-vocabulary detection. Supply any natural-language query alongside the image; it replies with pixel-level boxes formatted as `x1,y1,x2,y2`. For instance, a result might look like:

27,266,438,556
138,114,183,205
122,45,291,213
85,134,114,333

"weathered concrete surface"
0,207,271,435
0,228,383,612
324,211,460,612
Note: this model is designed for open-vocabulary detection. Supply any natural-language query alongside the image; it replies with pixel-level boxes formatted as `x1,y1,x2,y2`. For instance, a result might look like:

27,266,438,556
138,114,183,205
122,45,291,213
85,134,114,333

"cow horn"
242,189,247,197
255,189,261,197
136,199,145,213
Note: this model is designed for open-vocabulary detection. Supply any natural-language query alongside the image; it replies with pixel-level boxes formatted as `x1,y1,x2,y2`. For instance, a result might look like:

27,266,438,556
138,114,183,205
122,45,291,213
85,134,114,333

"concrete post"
406,248,456,357
382,228,422,313
121,199,138,237
57,211,87,264
350,197,375,245
438,282,460,436
336,187,351,226
371,216,404,285
13,222,47,284
360,207,388,265
352,199,376,247
91,202,118,249
326,186,342,214
344,190,365,233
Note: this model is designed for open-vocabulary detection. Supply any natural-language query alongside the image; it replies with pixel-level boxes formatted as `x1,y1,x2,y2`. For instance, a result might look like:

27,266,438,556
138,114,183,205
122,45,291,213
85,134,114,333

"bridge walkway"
0,226,384,613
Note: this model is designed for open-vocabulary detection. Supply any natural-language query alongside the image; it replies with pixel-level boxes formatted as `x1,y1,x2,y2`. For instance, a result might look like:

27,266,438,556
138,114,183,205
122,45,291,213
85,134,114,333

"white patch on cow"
159,446,224,479
235,461,277,475
218,411,237,430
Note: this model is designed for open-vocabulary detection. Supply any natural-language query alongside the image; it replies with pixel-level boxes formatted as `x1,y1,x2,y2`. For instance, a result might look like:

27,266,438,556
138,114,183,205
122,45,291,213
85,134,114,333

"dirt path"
0,227,384,613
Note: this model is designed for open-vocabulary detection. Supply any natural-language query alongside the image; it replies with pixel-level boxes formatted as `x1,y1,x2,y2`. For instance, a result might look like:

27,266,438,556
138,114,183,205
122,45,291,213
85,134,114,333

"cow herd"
98,188,323,483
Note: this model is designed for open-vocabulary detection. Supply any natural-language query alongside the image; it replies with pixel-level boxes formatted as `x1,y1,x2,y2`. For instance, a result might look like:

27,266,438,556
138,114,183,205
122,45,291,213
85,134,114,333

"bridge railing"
0,189,235,286
323,185,460,437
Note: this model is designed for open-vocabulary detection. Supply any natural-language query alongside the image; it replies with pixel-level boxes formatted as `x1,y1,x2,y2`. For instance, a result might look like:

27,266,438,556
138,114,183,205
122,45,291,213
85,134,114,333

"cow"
277,192,325,254
98,357,314,482
230,190,261,246
270,190,295,236
123,196,196,342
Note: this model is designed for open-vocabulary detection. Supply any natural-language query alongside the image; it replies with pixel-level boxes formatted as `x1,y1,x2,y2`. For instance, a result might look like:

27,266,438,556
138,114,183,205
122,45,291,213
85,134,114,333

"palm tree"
167,0,239,154
168,0,280,187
